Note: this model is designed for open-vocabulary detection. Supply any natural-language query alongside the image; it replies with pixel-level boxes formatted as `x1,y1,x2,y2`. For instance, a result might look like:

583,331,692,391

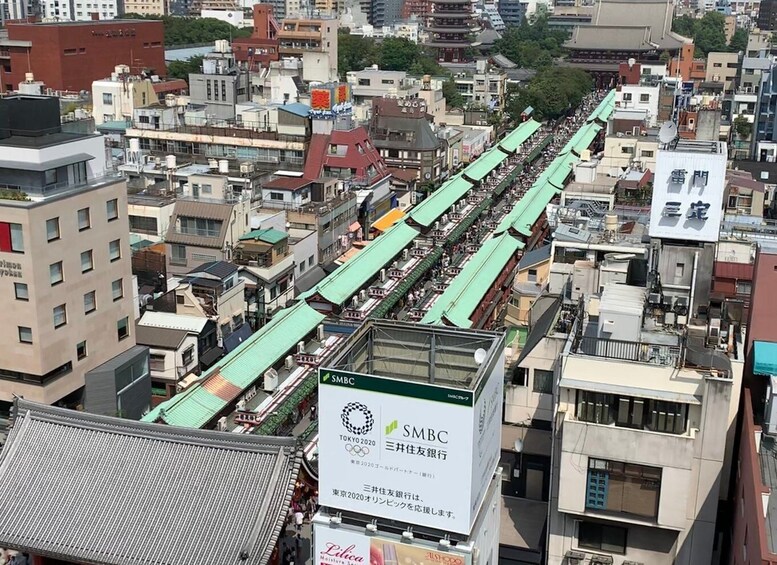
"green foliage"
167,55,204,82
734,115,753,139
442,79,464,109
492,14,568,69
729,28,748,53
672,12,730,57
337,33,442,78
123,14,251,46
506,66,592,121
0,189,29,201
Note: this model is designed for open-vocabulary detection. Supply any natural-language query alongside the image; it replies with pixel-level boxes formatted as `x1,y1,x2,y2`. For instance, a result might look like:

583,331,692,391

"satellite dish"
628,57,636,69
658,121,678,145
474,348,487,365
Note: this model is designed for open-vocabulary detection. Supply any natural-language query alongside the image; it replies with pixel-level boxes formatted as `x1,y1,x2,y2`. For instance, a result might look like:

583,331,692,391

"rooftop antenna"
658,120,678,150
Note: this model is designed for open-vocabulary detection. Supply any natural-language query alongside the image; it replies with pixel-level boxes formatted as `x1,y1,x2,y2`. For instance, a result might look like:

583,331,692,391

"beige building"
277,18,338,84
506,245,551,327
122,0,167,16
705,51,740,93
599,132,658,173
92,65,158,126
548,286,742,565
0,178,141,406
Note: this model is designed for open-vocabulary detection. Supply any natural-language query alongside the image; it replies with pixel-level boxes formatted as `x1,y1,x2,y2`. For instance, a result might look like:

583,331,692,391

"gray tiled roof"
165,199,234,249
135,325,190,349
0,400,301,565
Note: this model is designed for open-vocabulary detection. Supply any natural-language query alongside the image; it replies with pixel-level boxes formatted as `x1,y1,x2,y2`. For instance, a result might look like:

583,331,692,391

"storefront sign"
0,259,22,278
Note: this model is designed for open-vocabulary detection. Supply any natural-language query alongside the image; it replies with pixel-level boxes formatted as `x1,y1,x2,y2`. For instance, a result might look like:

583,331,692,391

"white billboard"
648,143,727,243
313,522,472,565
317,366,503,534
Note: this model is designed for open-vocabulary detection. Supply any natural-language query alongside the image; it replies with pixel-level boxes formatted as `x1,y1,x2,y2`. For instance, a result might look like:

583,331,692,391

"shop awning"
754,341,777,375
372,208,405,232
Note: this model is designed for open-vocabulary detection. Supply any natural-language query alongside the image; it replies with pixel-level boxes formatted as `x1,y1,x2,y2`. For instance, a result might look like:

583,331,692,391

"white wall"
617,85,660,126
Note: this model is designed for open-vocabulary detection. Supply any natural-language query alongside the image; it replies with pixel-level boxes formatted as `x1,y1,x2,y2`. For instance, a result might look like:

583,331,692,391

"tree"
729,28,748,53
124,14,251,46
442,79,464,109
338,33,378,76
672,12,729,57
167,55,204,82
492,14,569,69
506,66,593,121
734,115,753,139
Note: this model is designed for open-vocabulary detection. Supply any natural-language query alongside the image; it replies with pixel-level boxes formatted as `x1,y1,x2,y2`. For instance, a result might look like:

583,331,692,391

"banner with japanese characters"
317,367,502,534
313,522,472,565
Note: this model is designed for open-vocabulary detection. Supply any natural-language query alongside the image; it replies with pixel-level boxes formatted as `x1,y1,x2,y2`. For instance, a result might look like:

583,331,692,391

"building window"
77,207,91,231
117,316,129,340
182,346,194,365
108,239,121,262
177,217,222,237
112,278,124,300
53,304,67,329
102,93,113,105
84,290,96,314
675,262,685,279
576,391,687,434
586,458,661,518
171,244,187,265
129,215,158,234
80,249,94,273
512,366,528,386
308,256,314,266
0,222,24,253
527,268,538,283
533,369,553,394
640,150,654,158
622,92,632,101
14,282,28,301
578,521,627,554
50,261,64,286
736,281,752,296
46,217,60,242
76,340,87,360
639,93,650,103
106,198,119,221
270,192,285,201
18,326,32,344
45,169,57,186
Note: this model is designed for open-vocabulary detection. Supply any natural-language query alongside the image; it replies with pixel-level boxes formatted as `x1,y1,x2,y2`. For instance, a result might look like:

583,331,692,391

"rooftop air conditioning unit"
675,296,689,308
317,324,325,341
236,399,246,412
352,296,359,309
217,416,228,431
359,289,367,302
402,249,409,261
297,341,305,354
285,355,294,370
264,368,279,391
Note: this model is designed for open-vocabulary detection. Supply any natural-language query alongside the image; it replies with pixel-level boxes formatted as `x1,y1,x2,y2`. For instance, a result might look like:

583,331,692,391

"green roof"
547,153,580,188
239,228,288,244
571,123,602,156
312,221,419,306
141,302,325,428
561,126,586,155
421,233,523,328
408,175,473,228
496,181,559,236
462,146,509,182
588,90,616,124
498,119,541,153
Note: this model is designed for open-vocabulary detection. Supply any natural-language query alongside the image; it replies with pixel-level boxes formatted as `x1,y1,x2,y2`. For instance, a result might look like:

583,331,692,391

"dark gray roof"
188,260,239,279
518,245,551,270
516,297,561,366
372,116,441,152
135,325,190,349
0,400,301,565
165,200,234,248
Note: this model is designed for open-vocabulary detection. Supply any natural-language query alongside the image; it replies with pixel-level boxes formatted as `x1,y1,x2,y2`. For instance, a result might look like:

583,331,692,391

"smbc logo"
384,419,449,444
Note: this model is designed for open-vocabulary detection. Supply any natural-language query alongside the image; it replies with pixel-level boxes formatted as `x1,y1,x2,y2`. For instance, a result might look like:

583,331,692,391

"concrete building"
188,43,250,121
548,288,741,565
454,59,508,110
43,0,120,21
615,84,660,127
0,20,166,93
123,0,167,16
497,0,525,26
92,66,159,127
277,18,338,84
759,0,777,29
346,67,420,105
705,51,740,93
234,227,295,318
0,95,148,412
135,324,199,403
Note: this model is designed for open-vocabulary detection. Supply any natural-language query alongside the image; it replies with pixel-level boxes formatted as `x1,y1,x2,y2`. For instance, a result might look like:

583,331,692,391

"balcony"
571,335,681,367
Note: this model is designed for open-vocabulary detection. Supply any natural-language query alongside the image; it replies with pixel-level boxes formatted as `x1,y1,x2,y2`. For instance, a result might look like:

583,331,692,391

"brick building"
0,20,166,93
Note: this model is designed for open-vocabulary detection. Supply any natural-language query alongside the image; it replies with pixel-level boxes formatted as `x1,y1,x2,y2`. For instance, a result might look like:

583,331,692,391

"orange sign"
311,89,332,111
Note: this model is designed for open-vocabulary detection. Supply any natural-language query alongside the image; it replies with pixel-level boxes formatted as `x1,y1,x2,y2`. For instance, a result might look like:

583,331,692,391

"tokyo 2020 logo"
341,402,374,435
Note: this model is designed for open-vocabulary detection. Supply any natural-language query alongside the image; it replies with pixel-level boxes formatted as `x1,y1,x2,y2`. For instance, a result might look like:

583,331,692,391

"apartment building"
615,85,660,127
346,67,420,106
188,45,250,121
454,59,509,110
0,96,148,414
123,0,167,15
42,0,120,21
548,285,741,565
705,51,740,93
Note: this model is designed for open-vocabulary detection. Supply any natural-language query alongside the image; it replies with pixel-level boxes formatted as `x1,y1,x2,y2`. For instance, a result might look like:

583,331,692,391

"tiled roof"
408,174,473,228
306,221,419,307
240,228,289,244
421,233,523,327
263,177,310,191
518,244,551,270
0,399,301,565
188,260,239,279
143,302,325,428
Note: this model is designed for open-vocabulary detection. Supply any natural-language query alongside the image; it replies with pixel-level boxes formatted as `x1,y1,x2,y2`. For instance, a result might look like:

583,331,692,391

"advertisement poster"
314,524,471,565
317,368,502,534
